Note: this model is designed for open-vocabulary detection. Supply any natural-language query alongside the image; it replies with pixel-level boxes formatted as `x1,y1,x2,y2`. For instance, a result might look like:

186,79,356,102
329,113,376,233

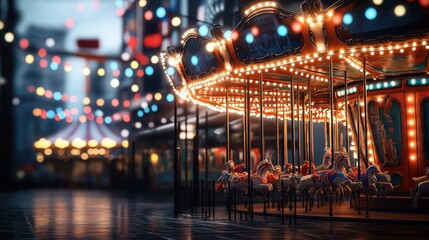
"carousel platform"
233,196,429,224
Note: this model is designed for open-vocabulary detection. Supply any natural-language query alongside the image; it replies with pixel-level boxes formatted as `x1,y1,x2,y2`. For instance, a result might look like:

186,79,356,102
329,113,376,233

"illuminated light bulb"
410,155,416,161
25,54,34,64
373,0,383,5
4,32,14,43
408,108,414,114
410,142,415,148
394,5,406,17
206,42,215,52
171,16,181,27
409,130,415,136
97,68,105,76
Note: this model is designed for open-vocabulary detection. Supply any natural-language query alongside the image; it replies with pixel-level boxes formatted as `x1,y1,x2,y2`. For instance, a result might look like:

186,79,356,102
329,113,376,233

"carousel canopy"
161,0,429,121
34,119,126,153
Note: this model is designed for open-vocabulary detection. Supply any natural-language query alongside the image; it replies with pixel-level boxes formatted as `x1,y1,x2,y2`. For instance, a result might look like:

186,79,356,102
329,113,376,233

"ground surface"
0,189,428,239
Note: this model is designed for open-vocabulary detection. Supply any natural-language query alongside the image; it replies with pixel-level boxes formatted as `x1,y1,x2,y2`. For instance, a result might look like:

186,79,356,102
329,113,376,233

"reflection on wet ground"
0,189,428,239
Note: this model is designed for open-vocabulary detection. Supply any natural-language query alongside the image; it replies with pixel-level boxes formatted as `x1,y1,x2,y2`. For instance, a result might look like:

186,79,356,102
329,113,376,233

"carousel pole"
246,77,252,220
357,93,361,215
283,102,288,168
259,73,265,162
226,88,230,161
174,95,179,215
329,58,334,217
185,103,188,184
303,93,307,163
324,114,328,148
276,89,280,166
344,71,349,160
363,58,369,218
308,77,313,173
205,110,209,216
297,91,301,174
291,75,297,224
193,104,199,207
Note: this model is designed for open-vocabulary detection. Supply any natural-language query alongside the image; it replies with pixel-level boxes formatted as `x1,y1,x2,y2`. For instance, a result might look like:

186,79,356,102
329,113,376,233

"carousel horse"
411,167,429,208
347,164,393,197
251,159,275,192
215,160,235,191
329,152,352,174
315,147,332,171
233,162,247,174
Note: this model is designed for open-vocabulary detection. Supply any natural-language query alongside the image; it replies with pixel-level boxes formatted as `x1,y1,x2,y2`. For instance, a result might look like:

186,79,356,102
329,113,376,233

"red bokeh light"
52,55,61,64
332,13,343,25
134,93,141,99
128,36,138,49
55,115,60,121
251,26,259,36
62,93,68,101
136,53,149,65
113,69,121,77
231,31,239,41
146,93,153,101
83,106,92,114
111,98,119,107
136,69,144,77
144,10,153,21
96,117,104,124
19,38,29,49
39,59,48,68
419,0,429,7
87,113,94,121
123,115,131,123
116,8,125,16
38,48,47,58
71,108,79,115
45,90,53,98
143,33,162,49
66,116,73,123
291,22,302,33
70,96,77,103
27,85,35,92
65,19,74,29
123,100,131,108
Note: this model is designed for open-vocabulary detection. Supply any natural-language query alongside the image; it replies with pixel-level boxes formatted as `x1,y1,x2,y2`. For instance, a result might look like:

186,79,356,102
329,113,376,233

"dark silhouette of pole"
226,88,230,161
193,105,199,206
259,73,264,162
276,90,279,166
363,58,369,218
174,96,179,215
329,58,334,217
308,77,313,173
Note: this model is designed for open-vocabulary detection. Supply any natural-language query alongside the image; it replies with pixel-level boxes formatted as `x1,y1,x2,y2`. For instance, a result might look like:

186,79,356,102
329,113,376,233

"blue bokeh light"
198,25,209,36
137,110,144,117
151,104,158,112
167,67,175,76
104,116,112,124
365,7,377,20
223,30,232,39
156,7,166,18
50,62,58,71
245,33,254,44
144,108,150,113
277,25,288,36
53,92,62,101
110,61,118,70
343,13,353,25
145,66,154,76
47,110,55,119
166,93,174,102
125,68,133,77
191,55,198,65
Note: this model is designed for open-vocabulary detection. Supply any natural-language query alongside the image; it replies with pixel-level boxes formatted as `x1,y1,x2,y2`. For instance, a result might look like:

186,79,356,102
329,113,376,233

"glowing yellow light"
372,0,383,5
33,108,41,117
408,108,414,114
410,155,416,161
36,153,44,163
131,84,139,92
130,60,139,69
409,130,415,136
88,140,98,147
138,0,147,7
151,55,159,64
0,20,4,30
44,148,52,156
54,138,69,149
99,148,106,155
81,153,89,160
150,153,159,165
82,67,91,76
206,42,215,52
394,5,406,17
25,54,34,64
83,97,91,105
79,115,87,123
36,87,45,96
377,97,383,102
171,16,181,27
410,142,415,148
72,138,86,149
96,98,105,107
4,32,14,43
122,140,129,148
168,57,176,67
64,65,72,72
154,92,162,101
407,96,413,102
97,68,105,76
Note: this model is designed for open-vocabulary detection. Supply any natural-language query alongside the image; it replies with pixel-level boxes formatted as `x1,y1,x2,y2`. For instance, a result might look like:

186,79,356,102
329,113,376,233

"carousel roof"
161,0,429,121
34,119,125,151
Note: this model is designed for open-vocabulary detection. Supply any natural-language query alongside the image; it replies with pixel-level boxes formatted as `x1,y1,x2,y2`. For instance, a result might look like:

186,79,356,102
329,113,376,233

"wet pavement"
1,189,429,239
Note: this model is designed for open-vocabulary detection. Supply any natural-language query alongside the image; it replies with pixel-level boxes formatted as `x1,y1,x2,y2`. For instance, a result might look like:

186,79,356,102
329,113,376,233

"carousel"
162,0,429,220
33,119,127,187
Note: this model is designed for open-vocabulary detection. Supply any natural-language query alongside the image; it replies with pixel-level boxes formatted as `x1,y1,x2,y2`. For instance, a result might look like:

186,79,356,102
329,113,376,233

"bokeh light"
198,25,209,36
394,5,406,17
277,25,288,36
365,7,377,20
343,13,353,25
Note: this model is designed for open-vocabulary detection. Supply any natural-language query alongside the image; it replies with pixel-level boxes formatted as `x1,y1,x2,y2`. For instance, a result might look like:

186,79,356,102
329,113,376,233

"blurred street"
1,189,429,239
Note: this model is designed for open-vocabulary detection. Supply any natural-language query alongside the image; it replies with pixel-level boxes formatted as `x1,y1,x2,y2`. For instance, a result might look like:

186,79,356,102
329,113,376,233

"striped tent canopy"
34,120,127,159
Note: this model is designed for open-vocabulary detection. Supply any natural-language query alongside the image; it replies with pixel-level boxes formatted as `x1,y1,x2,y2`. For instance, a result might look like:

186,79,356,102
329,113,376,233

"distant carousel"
162,0,429,220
